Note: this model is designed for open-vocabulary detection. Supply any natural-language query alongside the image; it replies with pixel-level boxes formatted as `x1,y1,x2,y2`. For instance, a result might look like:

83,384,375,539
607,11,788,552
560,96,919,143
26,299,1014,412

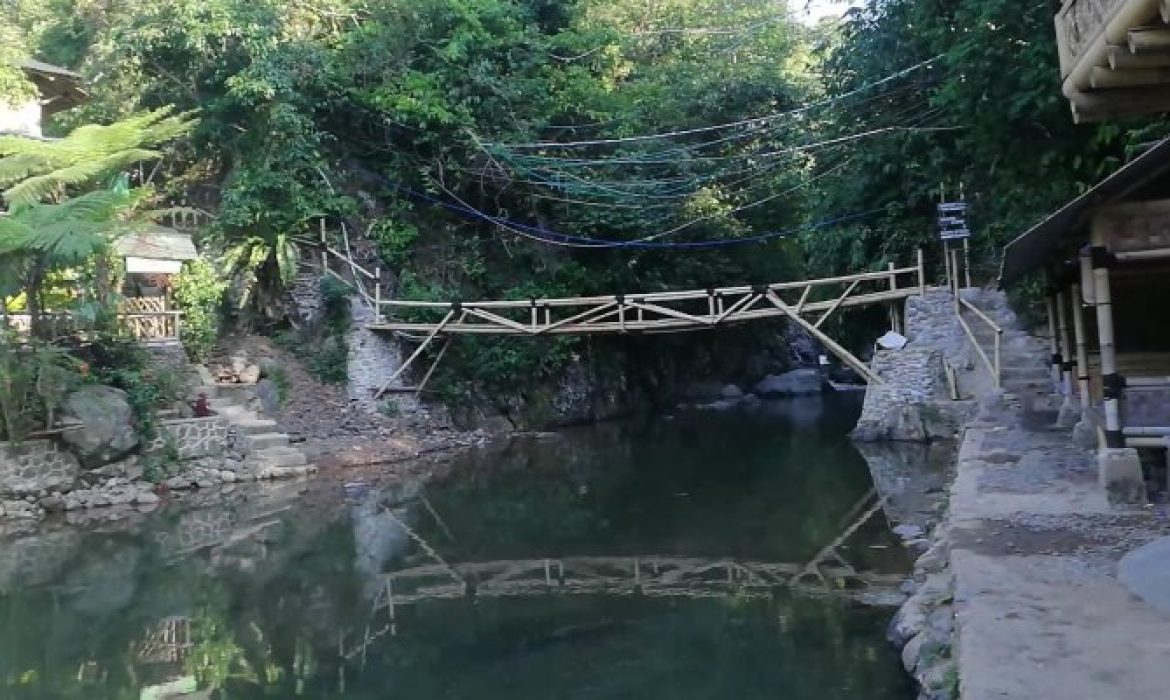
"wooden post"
917,248,926,296
1056,287,1075,397
617,295,626,333
1090,247,1123,447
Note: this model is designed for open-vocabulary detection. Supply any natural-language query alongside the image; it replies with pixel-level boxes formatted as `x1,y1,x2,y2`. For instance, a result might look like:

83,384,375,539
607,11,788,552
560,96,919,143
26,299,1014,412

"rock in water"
60,385,139,468
752,369,826,397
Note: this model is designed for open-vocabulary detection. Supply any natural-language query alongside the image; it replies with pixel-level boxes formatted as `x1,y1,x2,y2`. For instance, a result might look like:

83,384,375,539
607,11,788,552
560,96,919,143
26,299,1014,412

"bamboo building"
1000,138,1170,500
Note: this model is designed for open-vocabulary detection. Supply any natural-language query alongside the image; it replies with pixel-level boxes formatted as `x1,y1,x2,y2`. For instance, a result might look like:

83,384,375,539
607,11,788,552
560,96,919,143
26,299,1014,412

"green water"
0,394,912,699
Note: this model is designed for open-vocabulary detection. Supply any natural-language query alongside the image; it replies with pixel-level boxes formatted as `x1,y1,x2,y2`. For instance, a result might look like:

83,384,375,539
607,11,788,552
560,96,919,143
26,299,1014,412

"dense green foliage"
172,259,228,363
7,0,1168,397
802,0,1168,282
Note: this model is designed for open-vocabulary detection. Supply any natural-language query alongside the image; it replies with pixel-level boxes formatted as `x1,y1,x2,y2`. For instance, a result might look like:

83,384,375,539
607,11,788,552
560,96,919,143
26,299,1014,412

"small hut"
113,226,198,343
0,60,87,138
1000,138,1170,500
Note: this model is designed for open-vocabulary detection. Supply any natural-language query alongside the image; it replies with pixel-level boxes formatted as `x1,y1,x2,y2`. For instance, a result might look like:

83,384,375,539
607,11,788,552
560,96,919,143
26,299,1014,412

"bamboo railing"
2,311,182,343
955,296,1003,390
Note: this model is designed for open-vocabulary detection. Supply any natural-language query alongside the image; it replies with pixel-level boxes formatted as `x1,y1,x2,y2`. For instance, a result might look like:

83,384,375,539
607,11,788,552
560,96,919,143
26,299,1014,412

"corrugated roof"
114,226,198,261
999,138,1170,287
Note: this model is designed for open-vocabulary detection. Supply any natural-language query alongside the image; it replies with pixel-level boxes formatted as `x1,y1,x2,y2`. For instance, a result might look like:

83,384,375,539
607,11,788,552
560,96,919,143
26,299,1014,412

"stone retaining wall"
347,296,411,412
0,440,81,496
152,417,231,460
853,289,974,442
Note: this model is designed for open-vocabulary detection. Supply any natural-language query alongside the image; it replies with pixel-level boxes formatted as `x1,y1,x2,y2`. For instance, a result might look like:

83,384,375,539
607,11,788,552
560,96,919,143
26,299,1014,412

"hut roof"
114,227,198,261
999,138,1170,287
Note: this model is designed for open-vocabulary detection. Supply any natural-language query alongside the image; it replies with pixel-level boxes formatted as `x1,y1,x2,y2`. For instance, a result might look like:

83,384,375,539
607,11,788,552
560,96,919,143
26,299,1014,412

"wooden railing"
2,311,182,343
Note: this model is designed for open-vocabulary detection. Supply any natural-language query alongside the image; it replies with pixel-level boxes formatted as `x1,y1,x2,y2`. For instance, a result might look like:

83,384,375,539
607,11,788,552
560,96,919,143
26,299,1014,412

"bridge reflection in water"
343,489,900,662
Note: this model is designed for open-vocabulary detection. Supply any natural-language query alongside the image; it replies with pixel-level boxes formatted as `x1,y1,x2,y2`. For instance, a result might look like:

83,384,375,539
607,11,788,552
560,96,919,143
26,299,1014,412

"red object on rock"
193,393,211,417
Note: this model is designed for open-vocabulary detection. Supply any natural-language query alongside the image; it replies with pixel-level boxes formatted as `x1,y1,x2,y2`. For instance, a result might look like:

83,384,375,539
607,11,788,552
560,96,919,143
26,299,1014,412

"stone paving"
922,288,1170,700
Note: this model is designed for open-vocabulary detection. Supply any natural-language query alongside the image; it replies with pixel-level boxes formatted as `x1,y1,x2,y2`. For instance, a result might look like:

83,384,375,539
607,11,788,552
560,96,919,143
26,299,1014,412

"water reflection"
0,394,914,699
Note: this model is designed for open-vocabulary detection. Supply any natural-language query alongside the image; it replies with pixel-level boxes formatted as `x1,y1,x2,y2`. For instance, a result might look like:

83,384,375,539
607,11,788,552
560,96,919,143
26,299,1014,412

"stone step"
234,418,280,435
255,446,308,468
245,432,290,450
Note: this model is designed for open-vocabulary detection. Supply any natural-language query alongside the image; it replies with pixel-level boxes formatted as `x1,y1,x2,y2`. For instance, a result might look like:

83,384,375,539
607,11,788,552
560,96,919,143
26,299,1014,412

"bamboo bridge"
316,228,928,395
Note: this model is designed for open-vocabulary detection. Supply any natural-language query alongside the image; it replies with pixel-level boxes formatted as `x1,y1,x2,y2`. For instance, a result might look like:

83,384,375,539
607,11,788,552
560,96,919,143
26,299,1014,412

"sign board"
937,201,971,241
125,256,182,274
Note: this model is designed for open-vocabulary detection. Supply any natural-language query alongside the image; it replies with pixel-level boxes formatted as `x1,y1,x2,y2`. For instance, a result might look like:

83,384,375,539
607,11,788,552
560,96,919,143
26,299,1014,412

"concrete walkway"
949,394,1170,698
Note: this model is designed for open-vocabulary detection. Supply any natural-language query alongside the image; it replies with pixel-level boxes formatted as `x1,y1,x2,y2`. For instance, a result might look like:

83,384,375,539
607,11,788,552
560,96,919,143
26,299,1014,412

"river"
0,393,915,699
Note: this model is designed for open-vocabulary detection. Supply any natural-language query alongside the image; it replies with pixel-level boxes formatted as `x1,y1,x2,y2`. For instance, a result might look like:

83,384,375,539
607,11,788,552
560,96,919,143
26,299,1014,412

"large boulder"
60,385,139,468
752,369,826,397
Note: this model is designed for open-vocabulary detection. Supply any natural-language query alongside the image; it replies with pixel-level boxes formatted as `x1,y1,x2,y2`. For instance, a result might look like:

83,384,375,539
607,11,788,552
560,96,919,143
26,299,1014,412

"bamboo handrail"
371,266,921,310
956,296,1003,389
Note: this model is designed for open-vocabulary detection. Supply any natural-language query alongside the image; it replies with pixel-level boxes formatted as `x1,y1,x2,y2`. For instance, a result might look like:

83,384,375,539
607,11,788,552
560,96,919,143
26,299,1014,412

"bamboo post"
1045,288,1061,390
319,218,327,274
963,237,973,288
1071,281,1091,405
917,248,926,296
530,301,538,332
994,329,1003,389
887,262,901,332
1056,287,1075,397
373,266,381,314
617,295,626,333
1090,247,1123,447
943,242,953,291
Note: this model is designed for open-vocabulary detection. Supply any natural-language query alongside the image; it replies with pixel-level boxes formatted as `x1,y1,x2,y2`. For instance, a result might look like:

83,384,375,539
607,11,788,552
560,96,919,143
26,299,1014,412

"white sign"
125,256,182,274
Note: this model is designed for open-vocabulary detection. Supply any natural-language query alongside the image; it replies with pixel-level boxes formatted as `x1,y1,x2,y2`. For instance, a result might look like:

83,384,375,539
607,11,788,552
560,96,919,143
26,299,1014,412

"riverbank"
877,288,1170,699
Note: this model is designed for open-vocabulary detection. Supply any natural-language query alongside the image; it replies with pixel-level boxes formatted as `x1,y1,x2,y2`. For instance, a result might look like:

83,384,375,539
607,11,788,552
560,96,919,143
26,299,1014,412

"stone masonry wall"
347,296,411,413
853,289,974,442
150,417,231,460
0,440,81,496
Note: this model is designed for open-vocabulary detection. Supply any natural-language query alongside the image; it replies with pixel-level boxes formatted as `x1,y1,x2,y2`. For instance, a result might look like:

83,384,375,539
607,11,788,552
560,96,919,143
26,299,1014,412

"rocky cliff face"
446,320,821,430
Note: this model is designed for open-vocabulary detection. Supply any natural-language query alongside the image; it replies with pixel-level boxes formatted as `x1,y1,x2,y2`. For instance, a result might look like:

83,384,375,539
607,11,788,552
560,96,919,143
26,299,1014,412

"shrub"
172,259,228,363
0,329,84,443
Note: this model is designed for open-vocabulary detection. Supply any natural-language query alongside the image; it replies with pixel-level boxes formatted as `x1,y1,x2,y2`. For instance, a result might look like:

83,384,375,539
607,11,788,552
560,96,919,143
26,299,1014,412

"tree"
0,108,197,336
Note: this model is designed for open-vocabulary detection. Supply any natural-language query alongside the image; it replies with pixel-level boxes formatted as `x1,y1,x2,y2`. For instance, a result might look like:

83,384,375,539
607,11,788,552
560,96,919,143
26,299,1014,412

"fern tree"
0,108,196,337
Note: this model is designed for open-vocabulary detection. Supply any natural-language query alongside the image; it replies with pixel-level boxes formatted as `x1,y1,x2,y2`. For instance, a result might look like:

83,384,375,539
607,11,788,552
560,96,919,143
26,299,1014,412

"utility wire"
481,56,940,150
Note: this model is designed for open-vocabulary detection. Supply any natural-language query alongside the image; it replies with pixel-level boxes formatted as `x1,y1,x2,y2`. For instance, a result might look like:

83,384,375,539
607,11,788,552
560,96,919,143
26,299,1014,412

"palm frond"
0,107,199,205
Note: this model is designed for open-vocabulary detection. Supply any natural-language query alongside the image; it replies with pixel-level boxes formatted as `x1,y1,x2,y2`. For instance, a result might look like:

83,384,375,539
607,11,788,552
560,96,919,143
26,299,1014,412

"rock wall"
0,441,81,496
289,273,324,325
853,289,974,442
347,296,410,413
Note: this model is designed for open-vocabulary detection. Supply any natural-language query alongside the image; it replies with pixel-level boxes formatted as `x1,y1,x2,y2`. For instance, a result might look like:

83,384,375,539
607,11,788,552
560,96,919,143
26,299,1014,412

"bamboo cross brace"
374,309,455,399
626,300,716,327
463,306,534,334
790,494,886,586
794,284,813,314
766,290,882,384
713,291,761,324
533,301,618,335
414,311,467,394
814,279,861,329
